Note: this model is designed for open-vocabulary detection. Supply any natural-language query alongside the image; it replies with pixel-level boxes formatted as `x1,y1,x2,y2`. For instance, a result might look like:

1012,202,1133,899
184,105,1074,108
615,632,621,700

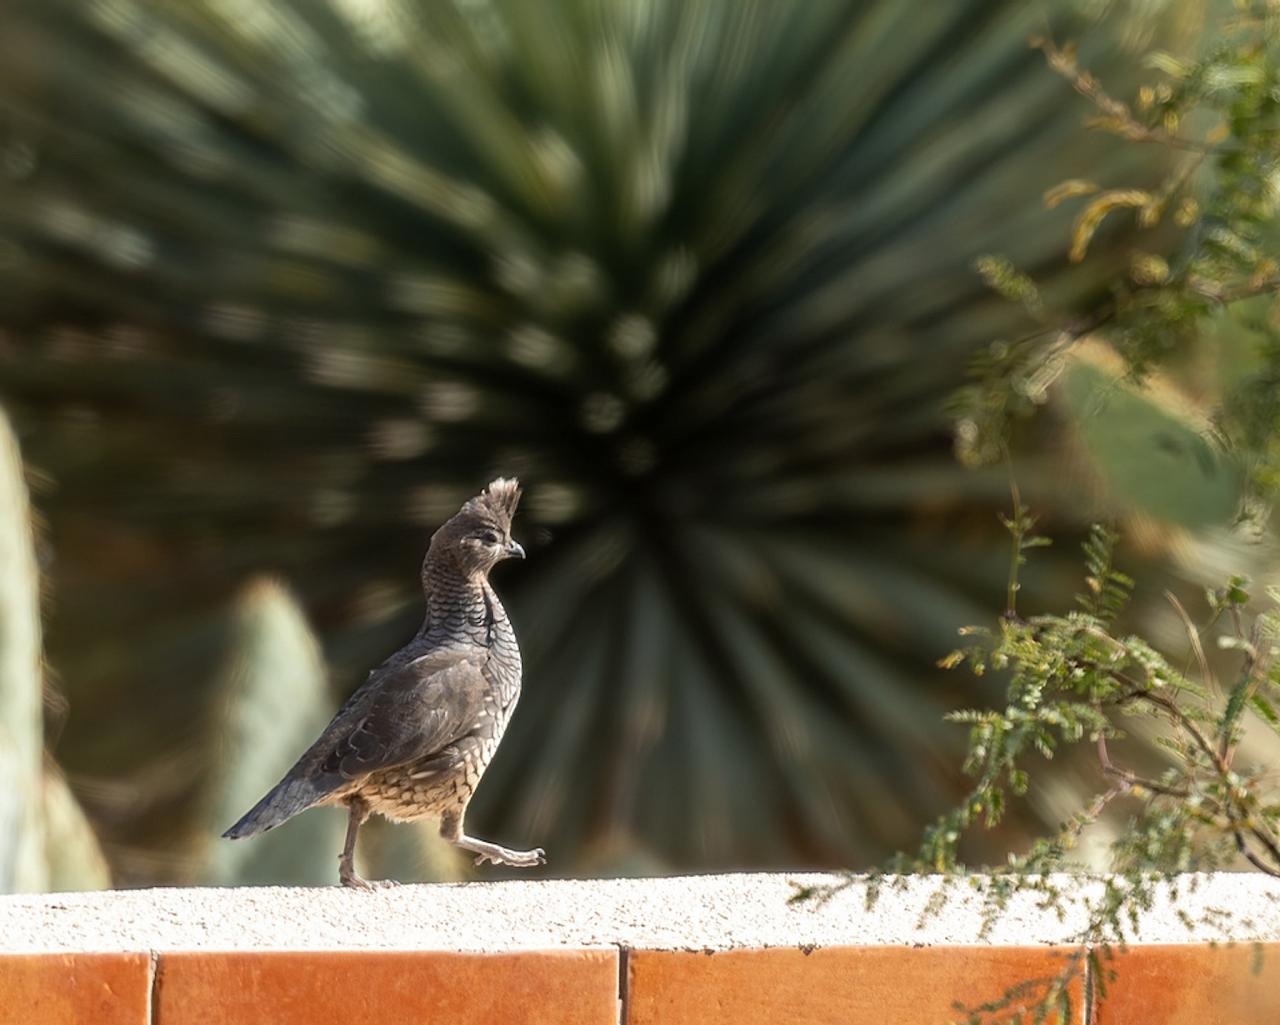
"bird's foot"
339,868,401,890
457,836,546,868
473,847,545,868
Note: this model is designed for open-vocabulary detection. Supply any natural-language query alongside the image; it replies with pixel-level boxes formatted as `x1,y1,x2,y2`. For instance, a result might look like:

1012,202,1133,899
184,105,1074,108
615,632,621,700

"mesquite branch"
1094,651,1280,878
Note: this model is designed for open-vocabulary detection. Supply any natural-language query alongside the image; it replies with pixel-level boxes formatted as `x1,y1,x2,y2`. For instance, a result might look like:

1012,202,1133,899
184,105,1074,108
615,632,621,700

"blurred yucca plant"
0,409,110,892
0,0,1215,879
198,577,346,885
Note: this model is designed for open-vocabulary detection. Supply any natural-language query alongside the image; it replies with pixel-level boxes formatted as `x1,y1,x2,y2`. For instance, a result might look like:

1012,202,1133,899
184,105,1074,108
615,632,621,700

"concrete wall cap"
2,872,1278,954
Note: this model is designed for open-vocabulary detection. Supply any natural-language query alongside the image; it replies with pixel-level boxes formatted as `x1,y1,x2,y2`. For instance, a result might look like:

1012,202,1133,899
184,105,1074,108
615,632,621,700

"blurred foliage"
1058,342,1243,529
42,766,112,892
0,410,109,892
794,9,1280,1021
0,0,1230,882
0,410,45,890
956,8,1280,510
804,519,1280,1024
199,577,348,886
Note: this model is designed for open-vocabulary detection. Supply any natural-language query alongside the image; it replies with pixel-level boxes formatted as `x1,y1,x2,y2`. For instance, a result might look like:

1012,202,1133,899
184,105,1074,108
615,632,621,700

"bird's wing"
318,647,489,781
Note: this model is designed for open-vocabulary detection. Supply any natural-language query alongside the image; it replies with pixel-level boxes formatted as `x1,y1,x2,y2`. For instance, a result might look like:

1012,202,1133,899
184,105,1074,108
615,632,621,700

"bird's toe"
340,871,400,890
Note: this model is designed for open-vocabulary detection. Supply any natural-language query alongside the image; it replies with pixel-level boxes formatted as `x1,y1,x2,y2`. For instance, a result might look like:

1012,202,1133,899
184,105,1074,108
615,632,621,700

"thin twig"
1128,682,1280,870
1190,275,1280,305
1235,829,1280,878
1165,590,1215,694
1220,618,1263,766
1134,691,1221,767
1033,35,1237,156
1082,782,1129,821
1095,734,1189,797
1005,469,1024,617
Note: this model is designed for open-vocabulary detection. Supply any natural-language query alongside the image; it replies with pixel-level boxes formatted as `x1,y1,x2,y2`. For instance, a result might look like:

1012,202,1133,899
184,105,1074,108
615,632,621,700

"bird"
221,477,543,888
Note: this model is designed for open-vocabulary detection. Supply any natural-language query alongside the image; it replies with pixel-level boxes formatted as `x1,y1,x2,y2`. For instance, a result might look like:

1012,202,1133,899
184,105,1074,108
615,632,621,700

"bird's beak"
505,540,526,560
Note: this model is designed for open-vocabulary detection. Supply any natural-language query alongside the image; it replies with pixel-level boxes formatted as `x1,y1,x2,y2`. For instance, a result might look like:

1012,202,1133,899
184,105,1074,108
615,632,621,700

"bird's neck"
420,559,499,645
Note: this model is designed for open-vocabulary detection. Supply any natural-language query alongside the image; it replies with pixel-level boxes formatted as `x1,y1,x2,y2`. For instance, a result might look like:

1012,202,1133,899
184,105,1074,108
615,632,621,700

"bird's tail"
221,774,339,839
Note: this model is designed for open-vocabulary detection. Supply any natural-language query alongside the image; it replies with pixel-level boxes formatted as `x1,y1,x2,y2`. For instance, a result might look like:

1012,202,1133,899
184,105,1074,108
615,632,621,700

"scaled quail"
222,478,543,888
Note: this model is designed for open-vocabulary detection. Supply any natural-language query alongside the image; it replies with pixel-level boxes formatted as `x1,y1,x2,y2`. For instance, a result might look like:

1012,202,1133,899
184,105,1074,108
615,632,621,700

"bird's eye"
477,529,500,545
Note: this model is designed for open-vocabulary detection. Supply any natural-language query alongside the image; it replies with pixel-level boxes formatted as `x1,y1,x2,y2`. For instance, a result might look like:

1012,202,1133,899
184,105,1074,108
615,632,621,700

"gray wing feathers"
328,652,488,779
222,647,487,838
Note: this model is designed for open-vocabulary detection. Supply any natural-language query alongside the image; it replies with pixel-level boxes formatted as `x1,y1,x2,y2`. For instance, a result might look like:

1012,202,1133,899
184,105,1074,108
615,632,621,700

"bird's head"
426,477,525,578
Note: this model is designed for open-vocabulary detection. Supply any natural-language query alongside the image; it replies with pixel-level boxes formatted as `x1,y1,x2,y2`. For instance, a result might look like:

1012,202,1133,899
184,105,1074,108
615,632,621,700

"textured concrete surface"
1,873,1277,953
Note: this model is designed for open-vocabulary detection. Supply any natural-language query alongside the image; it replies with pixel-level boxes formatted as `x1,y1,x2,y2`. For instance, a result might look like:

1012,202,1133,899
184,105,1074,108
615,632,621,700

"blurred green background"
0,0,1254,889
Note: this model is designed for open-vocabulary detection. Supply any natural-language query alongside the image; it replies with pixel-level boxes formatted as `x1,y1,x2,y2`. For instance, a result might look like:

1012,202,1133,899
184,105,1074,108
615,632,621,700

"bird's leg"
440,809,545,868
456,835,547,868
338,798,370,888
338,797,397,889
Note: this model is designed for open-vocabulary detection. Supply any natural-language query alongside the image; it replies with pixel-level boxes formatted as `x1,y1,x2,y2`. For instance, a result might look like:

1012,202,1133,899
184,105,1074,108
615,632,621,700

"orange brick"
626,946,1083,1025
0,953,151,1025
1093,943,1280,1025
154,949,618,1025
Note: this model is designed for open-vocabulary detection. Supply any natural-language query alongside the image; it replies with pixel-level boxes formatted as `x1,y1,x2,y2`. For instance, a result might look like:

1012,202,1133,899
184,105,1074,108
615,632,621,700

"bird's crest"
463,477,522,525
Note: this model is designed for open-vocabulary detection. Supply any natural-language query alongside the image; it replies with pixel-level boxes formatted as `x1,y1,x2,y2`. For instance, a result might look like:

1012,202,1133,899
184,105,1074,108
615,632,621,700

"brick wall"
2,874,1278,1024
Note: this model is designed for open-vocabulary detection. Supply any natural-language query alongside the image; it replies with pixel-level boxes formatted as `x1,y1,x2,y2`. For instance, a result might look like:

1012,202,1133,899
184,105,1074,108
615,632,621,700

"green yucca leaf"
42,765,112,892
0,409,46,892
1058,351,1244,529
200,578,343,885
